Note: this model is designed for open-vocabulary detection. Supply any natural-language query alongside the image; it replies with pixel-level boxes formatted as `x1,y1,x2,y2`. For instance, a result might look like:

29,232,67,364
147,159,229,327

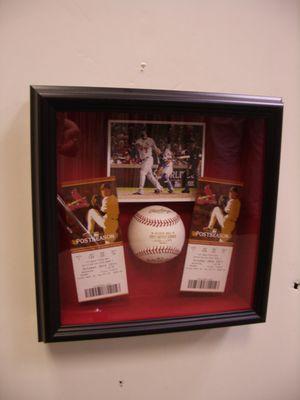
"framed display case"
31,86,283,342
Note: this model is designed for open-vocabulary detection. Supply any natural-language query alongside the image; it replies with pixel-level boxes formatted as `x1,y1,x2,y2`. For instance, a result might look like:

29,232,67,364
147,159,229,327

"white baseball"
128,205,185,264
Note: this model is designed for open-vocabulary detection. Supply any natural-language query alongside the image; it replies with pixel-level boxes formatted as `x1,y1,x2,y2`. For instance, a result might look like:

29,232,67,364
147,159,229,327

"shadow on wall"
1,102,37,342
46,324,251,361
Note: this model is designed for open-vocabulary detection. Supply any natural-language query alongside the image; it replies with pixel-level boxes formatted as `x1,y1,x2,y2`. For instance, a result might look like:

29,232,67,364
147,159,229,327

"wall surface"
1,1,300,399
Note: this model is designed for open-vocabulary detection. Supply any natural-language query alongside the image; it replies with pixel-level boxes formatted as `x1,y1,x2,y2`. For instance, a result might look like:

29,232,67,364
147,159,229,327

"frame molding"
31,86,283,342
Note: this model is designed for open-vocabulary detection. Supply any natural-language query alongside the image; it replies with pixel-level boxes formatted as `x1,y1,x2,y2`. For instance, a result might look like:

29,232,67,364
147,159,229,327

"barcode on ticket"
84,283,121,298
187,279,220,290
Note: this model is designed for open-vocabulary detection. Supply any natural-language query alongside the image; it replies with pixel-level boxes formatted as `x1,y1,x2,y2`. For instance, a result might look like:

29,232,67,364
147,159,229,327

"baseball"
128,205,185,264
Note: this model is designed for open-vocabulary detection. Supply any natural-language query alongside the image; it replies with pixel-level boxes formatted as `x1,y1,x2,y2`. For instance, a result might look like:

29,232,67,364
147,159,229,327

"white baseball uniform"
207,198,241,242
135,137,162,193
86,195,119,243
87,208,104,231
162,148,173,177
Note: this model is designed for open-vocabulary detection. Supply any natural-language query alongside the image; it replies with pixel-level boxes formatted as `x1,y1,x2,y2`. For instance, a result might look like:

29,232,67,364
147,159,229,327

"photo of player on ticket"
190,178,243,243
107,120,205,202
58,177,122,250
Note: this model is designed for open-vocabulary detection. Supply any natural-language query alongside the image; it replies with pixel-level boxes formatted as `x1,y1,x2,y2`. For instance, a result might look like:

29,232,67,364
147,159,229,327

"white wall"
1,1,300,399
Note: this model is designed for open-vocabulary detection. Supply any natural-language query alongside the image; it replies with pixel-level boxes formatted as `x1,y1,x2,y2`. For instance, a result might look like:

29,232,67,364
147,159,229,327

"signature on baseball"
128,205,185,264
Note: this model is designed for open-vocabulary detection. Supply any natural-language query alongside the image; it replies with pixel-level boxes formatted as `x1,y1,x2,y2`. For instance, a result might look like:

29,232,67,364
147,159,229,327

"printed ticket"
181,177,243,293
71,244,128,302
59,177,128,302
181,242,233,292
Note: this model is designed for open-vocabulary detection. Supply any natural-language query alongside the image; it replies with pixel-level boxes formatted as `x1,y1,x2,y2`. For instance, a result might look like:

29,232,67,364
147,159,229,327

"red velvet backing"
57,111,265,325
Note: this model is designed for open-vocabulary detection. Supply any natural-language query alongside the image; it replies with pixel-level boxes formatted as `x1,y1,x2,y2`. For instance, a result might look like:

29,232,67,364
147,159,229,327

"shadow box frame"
31,85,283,343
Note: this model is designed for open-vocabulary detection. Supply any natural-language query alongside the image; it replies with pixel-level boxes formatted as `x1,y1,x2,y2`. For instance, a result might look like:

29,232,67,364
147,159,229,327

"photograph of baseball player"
59,177,122,250
133,129,163,195
107,120,205,202
189,178,243,243
155,144,174,193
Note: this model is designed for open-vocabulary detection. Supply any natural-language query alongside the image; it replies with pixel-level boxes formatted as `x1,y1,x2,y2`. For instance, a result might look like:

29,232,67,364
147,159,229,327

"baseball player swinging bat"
132,130,163,195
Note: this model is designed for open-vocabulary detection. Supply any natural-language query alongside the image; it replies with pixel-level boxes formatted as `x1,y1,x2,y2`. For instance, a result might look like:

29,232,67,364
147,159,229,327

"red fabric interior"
57,110,265,326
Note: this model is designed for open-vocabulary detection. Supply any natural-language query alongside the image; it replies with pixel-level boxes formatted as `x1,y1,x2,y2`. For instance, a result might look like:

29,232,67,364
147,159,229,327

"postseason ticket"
58,177,128,302
181,178,243,293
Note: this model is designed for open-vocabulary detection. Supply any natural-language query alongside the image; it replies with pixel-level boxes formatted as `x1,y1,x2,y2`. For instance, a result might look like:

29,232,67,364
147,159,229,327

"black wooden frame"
31,86,283,342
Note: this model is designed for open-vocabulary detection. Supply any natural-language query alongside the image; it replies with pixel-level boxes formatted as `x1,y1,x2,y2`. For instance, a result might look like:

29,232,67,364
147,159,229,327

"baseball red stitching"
134,212,180,227
135,246,180,257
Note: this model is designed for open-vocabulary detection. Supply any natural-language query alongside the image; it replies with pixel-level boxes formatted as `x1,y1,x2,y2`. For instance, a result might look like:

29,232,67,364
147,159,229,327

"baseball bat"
57,194,98,244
